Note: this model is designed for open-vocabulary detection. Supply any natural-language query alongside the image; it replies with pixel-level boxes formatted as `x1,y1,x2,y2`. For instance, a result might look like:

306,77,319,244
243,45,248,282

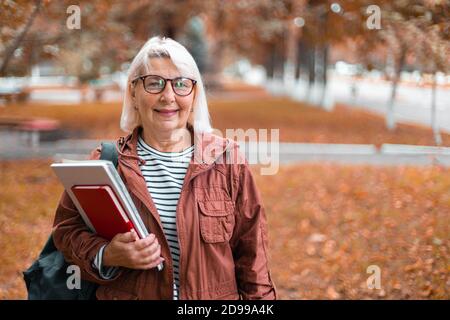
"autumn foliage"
256,163,449,299
0,160,448,299
1,95,449,146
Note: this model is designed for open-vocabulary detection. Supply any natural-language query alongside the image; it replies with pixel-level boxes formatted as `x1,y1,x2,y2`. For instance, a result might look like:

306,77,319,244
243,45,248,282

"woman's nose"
160,81,176,102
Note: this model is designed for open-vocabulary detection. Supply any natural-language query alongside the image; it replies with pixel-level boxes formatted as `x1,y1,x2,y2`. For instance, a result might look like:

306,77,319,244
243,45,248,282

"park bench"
0,117,61,147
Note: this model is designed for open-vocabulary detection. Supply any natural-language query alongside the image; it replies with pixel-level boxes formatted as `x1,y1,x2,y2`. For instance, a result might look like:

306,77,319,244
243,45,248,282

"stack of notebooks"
51,160,163,271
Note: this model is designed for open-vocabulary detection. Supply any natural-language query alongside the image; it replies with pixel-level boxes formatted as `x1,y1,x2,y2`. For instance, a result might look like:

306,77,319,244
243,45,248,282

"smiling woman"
121,36,212,137
51,36,277,300
129,57,196,152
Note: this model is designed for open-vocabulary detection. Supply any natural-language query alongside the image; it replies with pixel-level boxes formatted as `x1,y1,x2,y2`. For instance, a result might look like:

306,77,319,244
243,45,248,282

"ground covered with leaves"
256,163,449,299
0,160,448,299
1,95,449,146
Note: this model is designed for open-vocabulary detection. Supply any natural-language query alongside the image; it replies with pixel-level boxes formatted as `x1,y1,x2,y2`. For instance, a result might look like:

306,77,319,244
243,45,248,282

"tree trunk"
0,0,42,76
305,44,316,102
322,45,328,86
208,0,225,77
308,45,316,86
387,47,406,131
318,45,329,107
265,47,276,79
294,40,303,80
275,36,285,81
431,72,442,146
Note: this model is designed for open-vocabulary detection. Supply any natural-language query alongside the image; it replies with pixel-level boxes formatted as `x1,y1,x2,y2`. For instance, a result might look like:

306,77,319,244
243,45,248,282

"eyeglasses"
132,75,197,96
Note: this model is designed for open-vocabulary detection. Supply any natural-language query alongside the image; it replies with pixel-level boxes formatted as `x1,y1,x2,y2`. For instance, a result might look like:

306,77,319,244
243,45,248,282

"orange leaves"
326,286,341,300
0,160,449,299
297,219,311,233
322,240,337,257
253,164,450,299
0,160,60,299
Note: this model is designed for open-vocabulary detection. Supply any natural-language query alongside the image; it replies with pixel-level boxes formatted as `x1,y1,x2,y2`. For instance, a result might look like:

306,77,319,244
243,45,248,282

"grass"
1,96,448,146
0,160,448,299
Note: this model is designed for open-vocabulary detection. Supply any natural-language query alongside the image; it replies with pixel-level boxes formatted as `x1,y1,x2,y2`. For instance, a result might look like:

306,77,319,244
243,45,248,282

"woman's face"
131,58,195,134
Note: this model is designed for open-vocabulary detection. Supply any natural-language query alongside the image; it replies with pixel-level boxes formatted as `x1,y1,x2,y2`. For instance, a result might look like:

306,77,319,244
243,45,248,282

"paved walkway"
1,136,449,166
280,74,450,134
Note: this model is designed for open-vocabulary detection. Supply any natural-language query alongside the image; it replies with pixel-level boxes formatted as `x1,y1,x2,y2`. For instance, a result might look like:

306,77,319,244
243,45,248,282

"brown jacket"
52,127,277,300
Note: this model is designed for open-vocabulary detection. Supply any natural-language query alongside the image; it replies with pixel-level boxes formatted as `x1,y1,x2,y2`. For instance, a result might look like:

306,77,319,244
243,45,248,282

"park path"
1,135,449,166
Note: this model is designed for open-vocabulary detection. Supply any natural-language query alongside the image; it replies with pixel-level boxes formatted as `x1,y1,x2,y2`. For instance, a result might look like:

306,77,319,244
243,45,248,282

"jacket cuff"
80,238,124,284
92,245,120,279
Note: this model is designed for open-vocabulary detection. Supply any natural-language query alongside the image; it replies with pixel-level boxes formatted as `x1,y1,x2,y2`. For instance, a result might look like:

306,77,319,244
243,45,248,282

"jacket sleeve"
230,162,277,300
52,146,125,285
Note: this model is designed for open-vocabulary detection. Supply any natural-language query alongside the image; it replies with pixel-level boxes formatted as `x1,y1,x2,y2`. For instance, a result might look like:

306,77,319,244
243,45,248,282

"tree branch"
0,0,42,76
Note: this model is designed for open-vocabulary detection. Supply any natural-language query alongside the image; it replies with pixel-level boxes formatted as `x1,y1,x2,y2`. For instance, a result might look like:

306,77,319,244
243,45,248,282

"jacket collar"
115,126,236,234
117,126,234,175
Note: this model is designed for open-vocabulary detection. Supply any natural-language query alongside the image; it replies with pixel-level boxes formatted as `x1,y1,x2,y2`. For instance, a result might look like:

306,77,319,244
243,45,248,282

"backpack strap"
100,141,119,168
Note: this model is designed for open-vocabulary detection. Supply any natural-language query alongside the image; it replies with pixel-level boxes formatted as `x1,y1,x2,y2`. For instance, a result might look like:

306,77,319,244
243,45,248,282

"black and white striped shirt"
137,136,193,300
93,135,193,300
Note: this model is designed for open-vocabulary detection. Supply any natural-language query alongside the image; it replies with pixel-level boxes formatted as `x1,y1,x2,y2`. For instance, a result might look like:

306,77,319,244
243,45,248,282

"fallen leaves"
0,160,62,299
326,286,341,299
0,161,448,299
254,163,450,299
308,233,327,243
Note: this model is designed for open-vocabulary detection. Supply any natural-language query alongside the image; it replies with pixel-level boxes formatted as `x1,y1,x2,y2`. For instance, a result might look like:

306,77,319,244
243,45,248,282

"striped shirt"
137,136,193,300
93,135,193,300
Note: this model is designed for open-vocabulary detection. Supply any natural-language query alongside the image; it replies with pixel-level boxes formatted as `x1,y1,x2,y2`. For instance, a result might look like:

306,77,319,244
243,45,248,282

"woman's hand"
102,230,164,270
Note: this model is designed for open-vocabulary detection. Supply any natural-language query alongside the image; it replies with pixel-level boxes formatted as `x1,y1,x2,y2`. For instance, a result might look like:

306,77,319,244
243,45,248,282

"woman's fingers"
112,232,163,269
135,257,165,270
136,244,161,263
115,230,138,244
130,229,139,241
134,234,158,250
105,232,164,269
143,246,162,263
137,240,160,256
125,240,161,267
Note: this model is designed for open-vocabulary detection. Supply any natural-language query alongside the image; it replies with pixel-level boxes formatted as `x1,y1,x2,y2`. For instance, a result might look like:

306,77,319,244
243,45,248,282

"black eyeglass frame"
131,74,197,96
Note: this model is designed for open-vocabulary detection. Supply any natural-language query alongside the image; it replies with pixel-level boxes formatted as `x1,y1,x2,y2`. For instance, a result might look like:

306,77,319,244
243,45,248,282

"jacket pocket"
198,200,235,243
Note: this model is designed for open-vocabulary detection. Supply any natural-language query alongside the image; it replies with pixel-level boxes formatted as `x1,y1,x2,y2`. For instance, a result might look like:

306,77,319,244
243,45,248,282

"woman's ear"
130,82,138,110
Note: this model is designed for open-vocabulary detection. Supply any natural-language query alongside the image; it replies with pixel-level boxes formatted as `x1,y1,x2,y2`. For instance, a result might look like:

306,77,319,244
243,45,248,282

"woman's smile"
153,108,179,118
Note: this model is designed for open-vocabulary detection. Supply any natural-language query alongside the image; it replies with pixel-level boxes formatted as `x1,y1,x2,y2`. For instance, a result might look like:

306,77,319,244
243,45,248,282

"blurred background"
0,0,448,299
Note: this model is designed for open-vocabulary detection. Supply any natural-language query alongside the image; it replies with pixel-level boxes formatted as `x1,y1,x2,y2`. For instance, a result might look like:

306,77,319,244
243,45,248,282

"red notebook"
71,185,136,241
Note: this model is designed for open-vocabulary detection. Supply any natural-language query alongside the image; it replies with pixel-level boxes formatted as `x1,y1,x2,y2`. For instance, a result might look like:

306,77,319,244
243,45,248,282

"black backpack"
23,142,118,300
